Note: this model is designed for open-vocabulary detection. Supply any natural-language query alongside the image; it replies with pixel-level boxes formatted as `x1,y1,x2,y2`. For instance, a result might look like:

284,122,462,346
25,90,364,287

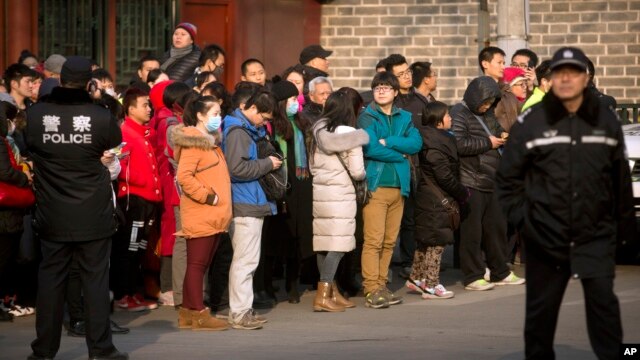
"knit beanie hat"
176,22,197,42
271,80,299,102
502,67,526,86
60,56,92,85
44,54,67,74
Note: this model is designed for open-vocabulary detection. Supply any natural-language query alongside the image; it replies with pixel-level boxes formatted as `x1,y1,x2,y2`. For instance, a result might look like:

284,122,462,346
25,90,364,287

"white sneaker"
158,291,175,306
422,284,455,299
493,272,526,286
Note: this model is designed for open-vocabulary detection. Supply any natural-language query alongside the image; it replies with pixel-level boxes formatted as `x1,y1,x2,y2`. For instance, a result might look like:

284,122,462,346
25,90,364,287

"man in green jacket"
357,72,422,309
521,60,552,112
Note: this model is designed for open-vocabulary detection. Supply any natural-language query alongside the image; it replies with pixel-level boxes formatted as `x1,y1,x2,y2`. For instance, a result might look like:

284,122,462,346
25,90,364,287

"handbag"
424,177,460,230
0,138,35,208
334,153,371,207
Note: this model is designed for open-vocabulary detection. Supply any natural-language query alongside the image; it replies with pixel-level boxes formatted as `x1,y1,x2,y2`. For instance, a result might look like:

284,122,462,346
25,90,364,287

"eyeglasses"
259,113,273,121
428,72,438,78
511,62,529,69
394,69,413,78
373,86,394,94
514,82,527,88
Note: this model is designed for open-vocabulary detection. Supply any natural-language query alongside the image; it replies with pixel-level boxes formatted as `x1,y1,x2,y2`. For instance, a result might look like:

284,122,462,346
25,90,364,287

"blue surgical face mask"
286,99,299,116
205,115,222,132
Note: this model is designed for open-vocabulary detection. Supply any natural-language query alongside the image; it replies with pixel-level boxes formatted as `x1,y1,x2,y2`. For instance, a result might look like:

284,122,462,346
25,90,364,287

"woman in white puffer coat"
308,90,369,312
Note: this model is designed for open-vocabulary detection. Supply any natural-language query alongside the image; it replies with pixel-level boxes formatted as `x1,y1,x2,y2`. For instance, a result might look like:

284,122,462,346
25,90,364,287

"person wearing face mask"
160,23,202,83
91,69,117,99
170,95,231,331
260,81,313,304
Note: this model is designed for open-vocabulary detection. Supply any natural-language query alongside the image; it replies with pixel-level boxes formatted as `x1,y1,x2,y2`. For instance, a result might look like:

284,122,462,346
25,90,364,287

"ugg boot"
332,282,355,308
190,308,229,331
313,282,345,312
177,307,191,329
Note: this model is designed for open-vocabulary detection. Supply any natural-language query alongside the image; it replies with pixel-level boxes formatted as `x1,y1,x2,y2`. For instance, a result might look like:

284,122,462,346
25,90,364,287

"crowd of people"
0,21,635,360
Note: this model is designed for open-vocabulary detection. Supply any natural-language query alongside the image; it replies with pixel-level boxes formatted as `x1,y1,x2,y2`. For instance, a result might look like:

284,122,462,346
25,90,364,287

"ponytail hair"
183,95,219,127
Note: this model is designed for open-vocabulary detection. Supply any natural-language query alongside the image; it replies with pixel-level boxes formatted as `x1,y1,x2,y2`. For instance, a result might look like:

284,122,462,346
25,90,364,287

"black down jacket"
414,126,468,247
450,76,503,192
160,45,202,83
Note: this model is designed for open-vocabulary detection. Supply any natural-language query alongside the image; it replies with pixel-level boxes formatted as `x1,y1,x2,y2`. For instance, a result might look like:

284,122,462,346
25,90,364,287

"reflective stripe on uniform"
525,136,572,149
581,136,618,146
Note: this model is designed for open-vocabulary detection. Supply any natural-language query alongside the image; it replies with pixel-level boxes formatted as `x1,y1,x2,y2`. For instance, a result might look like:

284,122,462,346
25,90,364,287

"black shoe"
67,320,86,337
287,288,300,304
27,354,53,360
398,267,412,280
88,350,129,360
0,310,13,322
110,320,130,335
252,291,275,309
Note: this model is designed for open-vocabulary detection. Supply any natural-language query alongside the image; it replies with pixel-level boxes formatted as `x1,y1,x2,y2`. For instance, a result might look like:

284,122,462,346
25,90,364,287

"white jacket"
310,121,369,252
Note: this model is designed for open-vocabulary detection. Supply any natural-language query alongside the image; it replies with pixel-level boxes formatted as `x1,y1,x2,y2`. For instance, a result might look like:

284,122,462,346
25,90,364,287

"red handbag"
0,138,35,208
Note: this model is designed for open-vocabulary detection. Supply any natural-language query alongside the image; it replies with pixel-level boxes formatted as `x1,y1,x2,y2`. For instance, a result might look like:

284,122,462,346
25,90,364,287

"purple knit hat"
176,22,197,42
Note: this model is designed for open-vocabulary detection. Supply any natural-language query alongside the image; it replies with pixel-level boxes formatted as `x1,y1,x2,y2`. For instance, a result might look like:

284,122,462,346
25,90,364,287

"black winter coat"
496,89,637,279
25,87,122,242
414,126,467,247
0,137,29,234
160,45,201,83
262,130,314,259
450,76,504,192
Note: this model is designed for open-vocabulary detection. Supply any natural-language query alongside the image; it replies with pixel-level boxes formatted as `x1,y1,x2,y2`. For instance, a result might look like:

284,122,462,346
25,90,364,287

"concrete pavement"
1,264,639,360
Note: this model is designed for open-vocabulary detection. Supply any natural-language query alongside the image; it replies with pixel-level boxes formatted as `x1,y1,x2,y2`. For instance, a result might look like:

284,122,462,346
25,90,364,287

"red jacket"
118,117,162,203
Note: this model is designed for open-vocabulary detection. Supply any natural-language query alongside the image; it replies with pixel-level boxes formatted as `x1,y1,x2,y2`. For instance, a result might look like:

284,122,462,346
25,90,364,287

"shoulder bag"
424,177,460,230
334,153,371,207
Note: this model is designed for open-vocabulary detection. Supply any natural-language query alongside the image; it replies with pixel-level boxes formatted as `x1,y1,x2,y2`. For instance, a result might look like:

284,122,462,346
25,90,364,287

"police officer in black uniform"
26,56,128,360
496,47,637,360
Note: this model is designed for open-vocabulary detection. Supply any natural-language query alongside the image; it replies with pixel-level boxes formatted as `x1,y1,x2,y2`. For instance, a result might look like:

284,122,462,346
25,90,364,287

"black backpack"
227,126,288,201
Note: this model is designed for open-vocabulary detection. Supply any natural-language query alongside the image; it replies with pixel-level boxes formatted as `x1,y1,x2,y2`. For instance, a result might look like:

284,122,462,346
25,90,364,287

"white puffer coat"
310,120,369,252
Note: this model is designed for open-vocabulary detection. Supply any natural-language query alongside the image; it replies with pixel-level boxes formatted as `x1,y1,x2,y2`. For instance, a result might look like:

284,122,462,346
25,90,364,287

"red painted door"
181,0,233,87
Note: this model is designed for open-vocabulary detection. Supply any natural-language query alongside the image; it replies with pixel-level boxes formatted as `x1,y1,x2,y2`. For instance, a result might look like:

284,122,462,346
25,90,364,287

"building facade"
320,0,640,104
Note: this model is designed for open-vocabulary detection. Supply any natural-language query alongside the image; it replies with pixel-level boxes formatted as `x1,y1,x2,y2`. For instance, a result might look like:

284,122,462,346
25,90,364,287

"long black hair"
307,91,357,161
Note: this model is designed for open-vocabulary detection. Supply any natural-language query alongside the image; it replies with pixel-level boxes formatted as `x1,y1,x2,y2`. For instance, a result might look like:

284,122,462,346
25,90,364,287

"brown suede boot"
313,282,345,312
177,307,191,329
332,282,356,308
190,308,229,331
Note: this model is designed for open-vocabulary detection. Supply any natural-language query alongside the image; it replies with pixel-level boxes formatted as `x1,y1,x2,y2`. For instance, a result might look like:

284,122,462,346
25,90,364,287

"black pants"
398,195,416,268
0,233,19,296
110,195,157,299
66,259,83,323
459,189,510,285
525,247,622,360
31,238,115,358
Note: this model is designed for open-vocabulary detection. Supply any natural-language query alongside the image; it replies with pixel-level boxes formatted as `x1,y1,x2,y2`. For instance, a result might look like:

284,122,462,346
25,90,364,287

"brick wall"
320,0,640,105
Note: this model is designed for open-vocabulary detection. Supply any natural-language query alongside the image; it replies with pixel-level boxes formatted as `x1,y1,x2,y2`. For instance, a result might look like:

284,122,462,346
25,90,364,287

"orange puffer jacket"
172,125,232,239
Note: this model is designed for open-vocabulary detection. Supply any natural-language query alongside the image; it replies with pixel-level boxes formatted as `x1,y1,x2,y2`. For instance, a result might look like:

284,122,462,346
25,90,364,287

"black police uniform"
26,86,122,358
496,88,636,360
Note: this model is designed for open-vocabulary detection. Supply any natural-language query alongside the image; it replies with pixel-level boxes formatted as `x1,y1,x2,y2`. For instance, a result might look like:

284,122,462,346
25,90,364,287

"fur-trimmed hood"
172,124,218,149
171,124,220,161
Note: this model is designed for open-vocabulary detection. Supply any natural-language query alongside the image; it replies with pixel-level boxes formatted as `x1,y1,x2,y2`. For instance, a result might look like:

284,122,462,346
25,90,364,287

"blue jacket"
222,109,276,217
357,102,422,197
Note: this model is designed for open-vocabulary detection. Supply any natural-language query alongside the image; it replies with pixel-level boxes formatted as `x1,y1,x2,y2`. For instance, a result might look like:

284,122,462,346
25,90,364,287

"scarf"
161,45,193,71
276,115,309,180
